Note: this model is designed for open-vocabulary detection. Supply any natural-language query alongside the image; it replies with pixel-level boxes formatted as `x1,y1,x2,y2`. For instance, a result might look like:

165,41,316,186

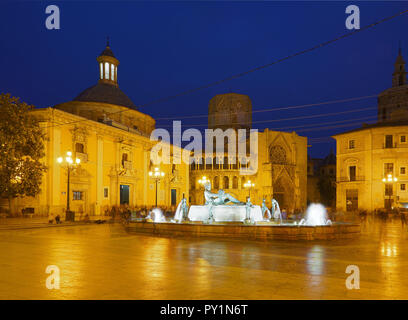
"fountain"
298,203,332,226
126,185,358,240
146,208,166,223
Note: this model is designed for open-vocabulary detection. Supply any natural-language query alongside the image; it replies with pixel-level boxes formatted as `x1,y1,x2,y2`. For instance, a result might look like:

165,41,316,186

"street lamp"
198,176,209,204
382,173,398,210
57,151,80,219
149,167,165,207
243,180,255,198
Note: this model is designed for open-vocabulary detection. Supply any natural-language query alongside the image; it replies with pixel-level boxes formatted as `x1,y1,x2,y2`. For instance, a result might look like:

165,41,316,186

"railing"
76,152,88,163
123,161,132,170
337,176,365,182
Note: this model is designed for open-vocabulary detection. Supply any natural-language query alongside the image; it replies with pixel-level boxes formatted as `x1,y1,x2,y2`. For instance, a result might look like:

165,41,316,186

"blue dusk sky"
1,1,408,157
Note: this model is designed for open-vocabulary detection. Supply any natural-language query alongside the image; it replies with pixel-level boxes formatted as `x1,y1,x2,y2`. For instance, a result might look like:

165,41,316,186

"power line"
43,8,408,129
154,94,377,120
156,106,377,127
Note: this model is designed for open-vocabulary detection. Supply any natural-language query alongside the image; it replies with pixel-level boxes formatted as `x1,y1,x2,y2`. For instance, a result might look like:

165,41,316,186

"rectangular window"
103,187,109,199
385,135,393,148
73,191,83,201
385,184,393,196
401,184,407,191
348,139,355,149
401,167,406,175
401,135,407,143
349,166,356,181
384,163,394,175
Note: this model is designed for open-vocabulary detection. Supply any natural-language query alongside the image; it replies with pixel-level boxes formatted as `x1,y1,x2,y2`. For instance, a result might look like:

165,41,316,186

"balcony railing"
337,176,365,182
123,161,132,170
76,152,88,163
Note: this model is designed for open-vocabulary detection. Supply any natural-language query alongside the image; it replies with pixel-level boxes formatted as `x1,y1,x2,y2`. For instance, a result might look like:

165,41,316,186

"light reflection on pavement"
0,219,407,299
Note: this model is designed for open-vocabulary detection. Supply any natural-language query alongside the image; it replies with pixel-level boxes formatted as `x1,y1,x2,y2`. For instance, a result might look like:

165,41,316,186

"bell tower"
97,37,119,87
392,46,407,87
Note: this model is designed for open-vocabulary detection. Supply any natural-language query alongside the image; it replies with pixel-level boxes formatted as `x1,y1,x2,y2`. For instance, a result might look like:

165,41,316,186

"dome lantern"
97,37,119,87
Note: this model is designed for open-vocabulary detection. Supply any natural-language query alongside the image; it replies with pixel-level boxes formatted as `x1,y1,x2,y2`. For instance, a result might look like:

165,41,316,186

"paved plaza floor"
0,218,407,299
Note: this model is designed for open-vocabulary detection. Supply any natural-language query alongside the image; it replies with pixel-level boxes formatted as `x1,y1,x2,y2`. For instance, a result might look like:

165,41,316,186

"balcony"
122,161,132,170
76,152,88,163
337,176,365,182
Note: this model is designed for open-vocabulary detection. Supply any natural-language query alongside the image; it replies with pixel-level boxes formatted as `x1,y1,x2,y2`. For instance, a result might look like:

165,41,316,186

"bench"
22,207,35,218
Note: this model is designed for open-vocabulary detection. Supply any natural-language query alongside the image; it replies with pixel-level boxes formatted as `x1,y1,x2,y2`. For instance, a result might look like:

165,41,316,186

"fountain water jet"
147,208,166,223
298,203,332,226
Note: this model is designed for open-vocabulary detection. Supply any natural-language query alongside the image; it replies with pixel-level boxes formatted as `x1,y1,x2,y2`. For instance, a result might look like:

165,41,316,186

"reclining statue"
204,181,244,206
203,181,244,223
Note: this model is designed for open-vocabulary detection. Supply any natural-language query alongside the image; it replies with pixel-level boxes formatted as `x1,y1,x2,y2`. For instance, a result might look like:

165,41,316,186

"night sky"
1,1,408,158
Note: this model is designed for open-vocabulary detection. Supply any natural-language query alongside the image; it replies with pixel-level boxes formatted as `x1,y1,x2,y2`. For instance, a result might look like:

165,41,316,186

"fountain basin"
124,221,360,241
188,205,264,222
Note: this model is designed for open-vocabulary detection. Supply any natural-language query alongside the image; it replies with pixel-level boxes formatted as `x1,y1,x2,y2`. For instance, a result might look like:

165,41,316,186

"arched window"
206,157,212,170
75,143,84,154
232,157,238,170
199,157,204,170
111,64,115,81
269,145,287,164
122,153,128,167
104,62,109,80
100,63,103,79
223,156,229,170
214,176,220,189
213,157,219,170
223,176,229,189
233,176,238,189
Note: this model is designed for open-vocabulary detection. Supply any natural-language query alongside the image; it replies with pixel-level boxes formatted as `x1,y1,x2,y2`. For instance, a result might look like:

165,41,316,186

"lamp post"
198,176,209,204
244,180,255,198
382,173,398,210
57,151,80,218
149,167,165,207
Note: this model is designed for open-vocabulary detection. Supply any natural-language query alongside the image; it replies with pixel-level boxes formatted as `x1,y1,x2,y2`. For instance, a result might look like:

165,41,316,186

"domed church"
12,41,189,218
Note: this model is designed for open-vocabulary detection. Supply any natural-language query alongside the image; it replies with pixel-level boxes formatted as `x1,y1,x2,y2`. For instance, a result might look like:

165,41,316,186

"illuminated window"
75,142,84,154
73,191,83,201
348,140,355,149
104,62,109,80
384,163,394,175
100,63,103,79
111,64,114,81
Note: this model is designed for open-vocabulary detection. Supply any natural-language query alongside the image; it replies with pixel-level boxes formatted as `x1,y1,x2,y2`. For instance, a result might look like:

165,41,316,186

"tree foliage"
0,93,47,212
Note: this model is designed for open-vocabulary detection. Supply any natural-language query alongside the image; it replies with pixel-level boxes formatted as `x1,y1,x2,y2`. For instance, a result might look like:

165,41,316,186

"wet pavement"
0,218,407,299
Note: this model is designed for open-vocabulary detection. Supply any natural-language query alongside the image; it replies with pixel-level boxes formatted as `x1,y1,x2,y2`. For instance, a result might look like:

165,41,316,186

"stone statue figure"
204,181,243,205
261,198,272,220
271,198,282,222
181,197,189,221
245,197,254,224
203,181,244,223
174,196,189,223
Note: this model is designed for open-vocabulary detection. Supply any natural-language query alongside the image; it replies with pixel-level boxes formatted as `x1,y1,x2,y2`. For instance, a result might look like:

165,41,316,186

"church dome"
73,82,136,109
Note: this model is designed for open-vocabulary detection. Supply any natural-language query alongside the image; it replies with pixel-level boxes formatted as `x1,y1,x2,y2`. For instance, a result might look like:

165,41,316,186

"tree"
0,93,47,214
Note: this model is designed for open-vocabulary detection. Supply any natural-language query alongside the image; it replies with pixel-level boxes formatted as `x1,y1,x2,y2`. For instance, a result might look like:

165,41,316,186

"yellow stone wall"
334,125,408,211
10,108,189,216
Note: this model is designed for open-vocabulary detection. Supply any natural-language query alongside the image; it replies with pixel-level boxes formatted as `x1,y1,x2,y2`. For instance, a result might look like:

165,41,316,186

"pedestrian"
55,214,61,224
